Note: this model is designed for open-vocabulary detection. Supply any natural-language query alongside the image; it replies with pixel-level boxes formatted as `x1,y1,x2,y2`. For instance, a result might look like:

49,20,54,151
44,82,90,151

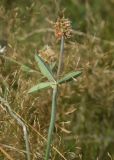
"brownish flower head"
54,16,72,40
39,45,57,64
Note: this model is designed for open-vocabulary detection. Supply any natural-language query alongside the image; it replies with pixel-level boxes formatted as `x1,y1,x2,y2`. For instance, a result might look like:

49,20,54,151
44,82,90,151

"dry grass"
0,0,114,160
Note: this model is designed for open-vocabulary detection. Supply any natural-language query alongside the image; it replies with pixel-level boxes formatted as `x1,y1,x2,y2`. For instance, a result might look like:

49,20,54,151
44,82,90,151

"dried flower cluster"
54,16,72,40
39,45,57,63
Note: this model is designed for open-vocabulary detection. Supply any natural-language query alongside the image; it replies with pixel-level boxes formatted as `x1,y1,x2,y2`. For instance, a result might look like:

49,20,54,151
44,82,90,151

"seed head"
39,45,57,64
54,16,72,40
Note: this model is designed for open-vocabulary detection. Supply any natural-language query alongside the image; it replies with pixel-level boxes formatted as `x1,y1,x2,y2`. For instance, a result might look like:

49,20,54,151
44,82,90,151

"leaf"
21,65,34,73
35,54,55,82
49,61,56,71
58,71,82,84
28,82,54,93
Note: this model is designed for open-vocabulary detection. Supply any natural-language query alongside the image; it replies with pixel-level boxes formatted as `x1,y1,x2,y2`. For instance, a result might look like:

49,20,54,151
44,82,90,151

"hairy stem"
45,85,58,160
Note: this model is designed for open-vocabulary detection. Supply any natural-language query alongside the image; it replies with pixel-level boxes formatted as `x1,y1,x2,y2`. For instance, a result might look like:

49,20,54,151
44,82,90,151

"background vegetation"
0,0,114,159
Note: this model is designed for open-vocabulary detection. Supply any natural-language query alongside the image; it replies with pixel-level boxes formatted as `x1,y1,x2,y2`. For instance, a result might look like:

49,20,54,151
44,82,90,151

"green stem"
45,36,64,160
57,36,64,79
45,85,58,160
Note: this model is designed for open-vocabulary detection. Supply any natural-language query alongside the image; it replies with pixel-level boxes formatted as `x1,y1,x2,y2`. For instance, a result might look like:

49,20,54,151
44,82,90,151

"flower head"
54,16,72,40
39,45,57,64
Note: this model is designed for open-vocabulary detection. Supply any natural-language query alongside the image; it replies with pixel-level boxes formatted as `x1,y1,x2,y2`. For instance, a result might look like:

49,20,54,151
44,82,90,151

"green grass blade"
58,71,82,84
35,54,55,82
28,82,53,93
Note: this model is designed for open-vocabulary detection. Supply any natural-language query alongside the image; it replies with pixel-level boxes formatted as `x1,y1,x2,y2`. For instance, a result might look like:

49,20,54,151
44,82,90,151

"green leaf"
49,62,56,71
58,71,82,84
35,54,55,82
21,65,34,73
28,82,54,93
